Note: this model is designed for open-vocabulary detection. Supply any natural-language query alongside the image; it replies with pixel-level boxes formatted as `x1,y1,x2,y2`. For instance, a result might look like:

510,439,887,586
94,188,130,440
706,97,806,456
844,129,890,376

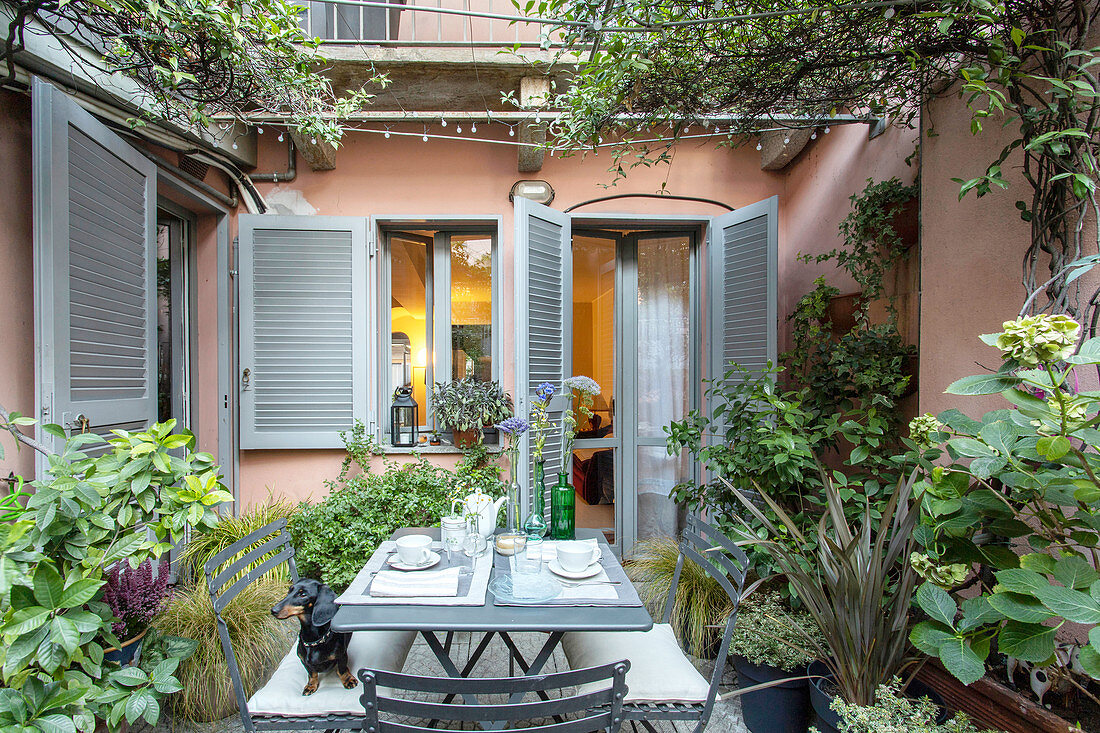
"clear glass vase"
550,471,575,540
504,450,522,533
524,460,548,538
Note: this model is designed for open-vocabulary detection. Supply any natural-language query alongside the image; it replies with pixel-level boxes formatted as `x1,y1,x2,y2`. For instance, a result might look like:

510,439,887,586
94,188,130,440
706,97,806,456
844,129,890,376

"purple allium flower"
104,559,171,639
496,417,530,436
535,382,556,400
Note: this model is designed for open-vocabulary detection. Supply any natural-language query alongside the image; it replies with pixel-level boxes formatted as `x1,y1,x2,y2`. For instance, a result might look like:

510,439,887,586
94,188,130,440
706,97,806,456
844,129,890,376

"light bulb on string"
441,117,447,127
277,131,284,142
824,126,831,134
456,125,462,133
232,139,239,150
471,122,477,133
310,138,316,144
508,126,515,137
422,126,428,142
384,127,391,139
257,127,264,134
811,131,817,140
756,142,762,151
783,136,790,144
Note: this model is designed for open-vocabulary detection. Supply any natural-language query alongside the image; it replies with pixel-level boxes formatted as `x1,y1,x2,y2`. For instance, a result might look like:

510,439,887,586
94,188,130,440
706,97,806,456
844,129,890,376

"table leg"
420,631,482,707
432,631,499,707
480,632,565,731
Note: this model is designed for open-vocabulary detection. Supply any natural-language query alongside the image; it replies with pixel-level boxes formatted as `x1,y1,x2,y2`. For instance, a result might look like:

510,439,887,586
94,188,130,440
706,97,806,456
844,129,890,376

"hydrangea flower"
563,375,601,395
986,314,1080,366
535,382,556,400
496,417,530,436
908,413,943,450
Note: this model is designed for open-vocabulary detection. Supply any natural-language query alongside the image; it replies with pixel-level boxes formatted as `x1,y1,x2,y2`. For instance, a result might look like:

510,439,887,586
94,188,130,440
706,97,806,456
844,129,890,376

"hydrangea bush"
911,314,1100,685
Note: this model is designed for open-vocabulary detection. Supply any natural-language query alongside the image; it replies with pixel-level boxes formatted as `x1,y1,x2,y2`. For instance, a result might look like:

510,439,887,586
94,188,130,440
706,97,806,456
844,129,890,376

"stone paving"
143,631,748,733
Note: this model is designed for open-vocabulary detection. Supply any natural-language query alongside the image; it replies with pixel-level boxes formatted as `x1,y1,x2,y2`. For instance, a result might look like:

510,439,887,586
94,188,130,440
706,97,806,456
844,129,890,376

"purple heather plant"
104,559,171,639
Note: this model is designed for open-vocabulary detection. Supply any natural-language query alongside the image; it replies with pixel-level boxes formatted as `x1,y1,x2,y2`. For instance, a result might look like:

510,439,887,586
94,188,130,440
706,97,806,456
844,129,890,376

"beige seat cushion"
562,623,711,703
248,630,417,717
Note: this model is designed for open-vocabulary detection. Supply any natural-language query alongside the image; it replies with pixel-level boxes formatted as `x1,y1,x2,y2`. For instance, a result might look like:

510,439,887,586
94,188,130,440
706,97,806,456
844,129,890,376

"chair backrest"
203,518,299,732
661,515,748,725
359,661,630,733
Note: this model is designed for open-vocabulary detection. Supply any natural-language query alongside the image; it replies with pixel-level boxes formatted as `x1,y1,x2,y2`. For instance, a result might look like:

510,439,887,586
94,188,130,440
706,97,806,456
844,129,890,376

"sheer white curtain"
635,237,691,539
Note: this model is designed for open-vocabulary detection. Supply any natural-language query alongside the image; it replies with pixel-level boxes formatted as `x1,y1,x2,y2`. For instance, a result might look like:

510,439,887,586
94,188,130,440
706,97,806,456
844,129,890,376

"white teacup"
395,534,433,566
557,541,596,573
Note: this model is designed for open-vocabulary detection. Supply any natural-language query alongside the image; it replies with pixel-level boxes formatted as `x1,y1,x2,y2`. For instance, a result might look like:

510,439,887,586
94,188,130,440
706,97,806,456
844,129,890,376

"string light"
232,139,239,150
508,125,515,137
257,127,264,134
422,126,429,142
456,124,463,133
441,117,447,127
811,130,817,139
471,122,478,133
384,126,391,139
824,126,831,134
783,136,790,144
277,131,284,142
310,137,316,144
756,142,762,150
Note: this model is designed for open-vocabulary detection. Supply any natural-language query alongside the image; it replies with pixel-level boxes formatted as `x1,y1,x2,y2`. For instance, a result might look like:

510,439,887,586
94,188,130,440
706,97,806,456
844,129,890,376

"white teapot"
453,488,507,539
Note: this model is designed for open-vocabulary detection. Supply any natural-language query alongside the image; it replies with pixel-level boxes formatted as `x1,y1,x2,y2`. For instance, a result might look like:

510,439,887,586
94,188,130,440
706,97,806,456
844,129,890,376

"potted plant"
431,378,512,448
729,591,824,733
480,380,513,445
103,558,172,665
726,468,931,733
814,678,988,733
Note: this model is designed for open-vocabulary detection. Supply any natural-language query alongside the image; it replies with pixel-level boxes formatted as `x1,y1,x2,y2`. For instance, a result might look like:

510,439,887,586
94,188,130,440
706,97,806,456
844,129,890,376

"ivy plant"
0,412,230,731
909,315,1100,691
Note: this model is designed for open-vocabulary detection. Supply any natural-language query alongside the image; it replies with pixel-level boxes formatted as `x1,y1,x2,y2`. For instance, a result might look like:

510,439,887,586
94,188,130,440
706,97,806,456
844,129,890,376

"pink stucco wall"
918,94,1034,418
0,90,34,481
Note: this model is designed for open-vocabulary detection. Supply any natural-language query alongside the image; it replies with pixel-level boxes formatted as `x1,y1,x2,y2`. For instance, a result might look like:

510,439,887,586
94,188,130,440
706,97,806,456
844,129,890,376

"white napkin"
369,567,460,598
556,567,618,601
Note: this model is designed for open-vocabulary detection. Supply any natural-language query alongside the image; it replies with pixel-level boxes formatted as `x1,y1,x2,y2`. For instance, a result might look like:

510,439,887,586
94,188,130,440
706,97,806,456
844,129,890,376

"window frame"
375,216,502,444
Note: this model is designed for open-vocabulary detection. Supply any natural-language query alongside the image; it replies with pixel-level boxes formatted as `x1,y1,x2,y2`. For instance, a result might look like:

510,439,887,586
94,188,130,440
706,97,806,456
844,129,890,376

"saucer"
387,551,441,571
547,559,602,580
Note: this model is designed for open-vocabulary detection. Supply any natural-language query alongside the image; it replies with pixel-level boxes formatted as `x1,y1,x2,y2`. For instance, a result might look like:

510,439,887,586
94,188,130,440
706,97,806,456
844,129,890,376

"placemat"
336,541,492,606
491,539,644,607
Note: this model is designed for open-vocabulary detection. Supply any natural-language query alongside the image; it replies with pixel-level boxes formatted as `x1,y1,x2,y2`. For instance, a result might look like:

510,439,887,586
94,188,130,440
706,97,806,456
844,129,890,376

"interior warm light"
509,180,555,205
414,348,427,368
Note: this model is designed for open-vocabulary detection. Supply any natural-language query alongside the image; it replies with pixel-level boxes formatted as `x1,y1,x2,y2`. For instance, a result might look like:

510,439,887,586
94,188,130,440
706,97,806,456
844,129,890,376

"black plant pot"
732,656,811,733
808,660,948,733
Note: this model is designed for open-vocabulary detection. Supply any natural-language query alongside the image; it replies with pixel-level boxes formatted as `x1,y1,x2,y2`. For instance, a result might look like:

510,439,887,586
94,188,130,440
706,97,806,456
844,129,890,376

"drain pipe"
251,138,297,183
131,146,238,210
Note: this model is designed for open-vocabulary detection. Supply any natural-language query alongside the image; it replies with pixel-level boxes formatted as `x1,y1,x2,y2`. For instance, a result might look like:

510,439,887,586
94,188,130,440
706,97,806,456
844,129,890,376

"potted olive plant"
431,378,512,448
730,591,824,733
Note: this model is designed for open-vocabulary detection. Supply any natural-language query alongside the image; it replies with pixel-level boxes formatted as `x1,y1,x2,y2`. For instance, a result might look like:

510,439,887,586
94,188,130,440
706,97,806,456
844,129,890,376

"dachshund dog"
272,579,355,695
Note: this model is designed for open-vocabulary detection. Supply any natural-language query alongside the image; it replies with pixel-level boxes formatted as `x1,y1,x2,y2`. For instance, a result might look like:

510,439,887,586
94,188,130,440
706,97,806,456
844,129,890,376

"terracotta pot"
103,628,147,667
451,428,481,449
916,659,1083,733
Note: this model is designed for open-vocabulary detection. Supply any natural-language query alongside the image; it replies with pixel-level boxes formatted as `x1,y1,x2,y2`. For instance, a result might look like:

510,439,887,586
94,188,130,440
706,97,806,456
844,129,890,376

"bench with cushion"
205,519,416,731
561,516,748,733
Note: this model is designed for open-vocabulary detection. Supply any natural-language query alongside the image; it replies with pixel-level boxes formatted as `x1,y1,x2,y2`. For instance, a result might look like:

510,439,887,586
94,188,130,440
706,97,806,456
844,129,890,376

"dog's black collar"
301,629,332,648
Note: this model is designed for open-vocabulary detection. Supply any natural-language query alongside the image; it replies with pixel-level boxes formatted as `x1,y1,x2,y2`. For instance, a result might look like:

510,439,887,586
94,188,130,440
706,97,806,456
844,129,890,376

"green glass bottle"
550,471,575,540
524,460,548,538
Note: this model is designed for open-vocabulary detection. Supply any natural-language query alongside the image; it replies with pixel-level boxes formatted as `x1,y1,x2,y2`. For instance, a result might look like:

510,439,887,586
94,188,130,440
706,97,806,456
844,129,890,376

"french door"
571,229,698,557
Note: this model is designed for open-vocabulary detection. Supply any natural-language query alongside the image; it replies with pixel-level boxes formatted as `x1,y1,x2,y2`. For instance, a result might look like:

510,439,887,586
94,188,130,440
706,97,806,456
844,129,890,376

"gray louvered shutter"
513,198,571,519
709,197,779,385
32,79,157,447
238,215,368,449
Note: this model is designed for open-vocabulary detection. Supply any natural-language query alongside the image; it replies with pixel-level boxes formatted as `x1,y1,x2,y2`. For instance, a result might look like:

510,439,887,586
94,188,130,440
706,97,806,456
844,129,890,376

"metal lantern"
390,387,419,447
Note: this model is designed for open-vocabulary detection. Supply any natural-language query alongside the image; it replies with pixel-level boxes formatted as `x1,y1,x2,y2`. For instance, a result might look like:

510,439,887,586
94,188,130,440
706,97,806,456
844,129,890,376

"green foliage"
0,417,231,731
786,179,917,421
152,577,292,722
431,378,513,432
289,422,504,590
665,363,912,603
816,678,991,733
626,536,733,657
729,470,924,706
1,0,386,143
728,591,824,671
178,496,299,585
910,315,1100,685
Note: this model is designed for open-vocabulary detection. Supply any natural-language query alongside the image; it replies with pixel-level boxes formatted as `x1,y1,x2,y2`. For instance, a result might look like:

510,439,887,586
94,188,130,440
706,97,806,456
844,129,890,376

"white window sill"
379,444,504,455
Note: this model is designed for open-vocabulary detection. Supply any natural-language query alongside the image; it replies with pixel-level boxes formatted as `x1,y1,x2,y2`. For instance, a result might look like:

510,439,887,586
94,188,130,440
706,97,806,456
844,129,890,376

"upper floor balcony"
300,0,562,48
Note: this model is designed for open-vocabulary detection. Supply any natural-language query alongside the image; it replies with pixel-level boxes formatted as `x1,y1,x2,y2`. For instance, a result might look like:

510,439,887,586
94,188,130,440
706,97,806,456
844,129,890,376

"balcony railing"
300,0,559,47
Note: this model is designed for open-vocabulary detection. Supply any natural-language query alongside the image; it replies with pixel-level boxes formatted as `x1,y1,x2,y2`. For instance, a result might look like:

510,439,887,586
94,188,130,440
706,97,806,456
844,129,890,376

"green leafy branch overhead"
1,0,387,143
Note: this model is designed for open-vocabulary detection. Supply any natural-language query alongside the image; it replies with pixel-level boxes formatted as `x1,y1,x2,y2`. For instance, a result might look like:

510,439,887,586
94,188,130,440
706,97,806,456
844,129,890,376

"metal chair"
561,515,749,733
204,519,416,732
359,661,630,733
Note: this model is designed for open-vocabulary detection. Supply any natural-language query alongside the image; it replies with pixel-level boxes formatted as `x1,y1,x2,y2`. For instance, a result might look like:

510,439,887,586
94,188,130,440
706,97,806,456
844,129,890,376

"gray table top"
331,528,654,634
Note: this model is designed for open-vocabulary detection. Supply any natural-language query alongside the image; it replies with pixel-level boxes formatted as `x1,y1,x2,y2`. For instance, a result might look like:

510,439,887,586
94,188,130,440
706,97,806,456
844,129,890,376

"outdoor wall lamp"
509,180,555,205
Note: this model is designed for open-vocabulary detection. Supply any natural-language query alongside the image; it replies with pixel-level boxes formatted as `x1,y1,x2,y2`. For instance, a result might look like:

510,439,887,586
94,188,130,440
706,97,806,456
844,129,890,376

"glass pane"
573,446,615,536
571,234,616,439
390,236,429,424
637,446,688,540
450,234,493,381
156,223,172,423
636,236,691,437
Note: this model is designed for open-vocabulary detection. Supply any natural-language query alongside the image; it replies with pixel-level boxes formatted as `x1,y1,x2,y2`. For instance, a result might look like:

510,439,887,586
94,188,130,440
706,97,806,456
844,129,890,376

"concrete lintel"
517,122,545,173
290,132,337,172
759,128,814,170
